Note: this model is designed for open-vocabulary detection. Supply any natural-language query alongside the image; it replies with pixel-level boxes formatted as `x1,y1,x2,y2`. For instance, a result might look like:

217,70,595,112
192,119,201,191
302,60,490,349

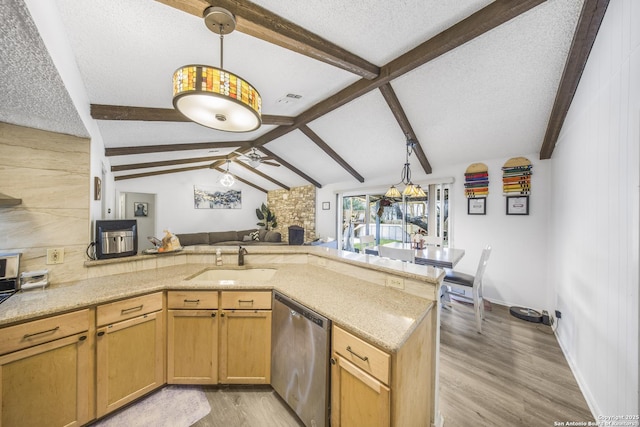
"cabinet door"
167,309,218,384
331,354,390,427
0,332,92,427
96,311,165,417
219,310,271,384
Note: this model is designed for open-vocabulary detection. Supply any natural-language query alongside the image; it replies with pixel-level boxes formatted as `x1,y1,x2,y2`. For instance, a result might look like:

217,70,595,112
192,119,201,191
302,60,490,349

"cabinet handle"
238,299,254,305
79,335,87,341
184,299,200,304
23,326,60,339
220,313,225,317
330,358,336,365
211,312,217,318
346,346,369,362
97,331,105,337
121,305,143,315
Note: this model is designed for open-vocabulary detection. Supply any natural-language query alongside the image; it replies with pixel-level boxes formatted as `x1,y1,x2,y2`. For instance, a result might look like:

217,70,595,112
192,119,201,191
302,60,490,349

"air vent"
276,93,303,105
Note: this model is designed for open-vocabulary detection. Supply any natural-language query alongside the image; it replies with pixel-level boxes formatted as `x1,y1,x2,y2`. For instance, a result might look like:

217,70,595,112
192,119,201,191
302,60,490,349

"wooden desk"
367,242,465,269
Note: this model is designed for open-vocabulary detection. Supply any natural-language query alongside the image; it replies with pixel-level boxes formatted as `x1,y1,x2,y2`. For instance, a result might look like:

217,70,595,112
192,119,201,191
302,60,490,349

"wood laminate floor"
439,301,593,426
128,301,593,427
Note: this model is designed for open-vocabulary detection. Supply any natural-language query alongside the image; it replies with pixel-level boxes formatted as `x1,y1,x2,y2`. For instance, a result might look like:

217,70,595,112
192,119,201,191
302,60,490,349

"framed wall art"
468,197,486,215
134,202,148,217
506,196,529,215
194,185,241,209
94,177,102,201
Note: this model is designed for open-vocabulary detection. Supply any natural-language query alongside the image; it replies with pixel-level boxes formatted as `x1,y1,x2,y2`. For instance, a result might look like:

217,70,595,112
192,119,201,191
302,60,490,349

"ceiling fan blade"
262,161,281,167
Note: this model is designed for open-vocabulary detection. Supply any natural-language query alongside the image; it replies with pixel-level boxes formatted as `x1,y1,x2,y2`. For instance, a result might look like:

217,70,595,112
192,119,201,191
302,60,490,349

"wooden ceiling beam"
539,0,609,159
258,146,323,188
114,164,210,181
379,83,432,174
251,0,547,154
111,155,227,172
212,166,268,193
91,104,294,126
155,0,379,79
299,125,365,183
232,160,290,190
105,141,250,157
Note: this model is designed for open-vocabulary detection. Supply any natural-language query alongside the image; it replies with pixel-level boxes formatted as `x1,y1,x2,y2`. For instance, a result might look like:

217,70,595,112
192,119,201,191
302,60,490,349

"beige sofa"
175,229,284,246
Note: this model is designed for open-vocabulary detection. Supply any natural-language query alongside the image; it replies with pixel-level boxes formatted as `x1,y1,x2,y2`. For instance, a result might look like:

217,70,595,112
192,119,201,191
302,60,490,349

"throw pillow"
250,230,260,241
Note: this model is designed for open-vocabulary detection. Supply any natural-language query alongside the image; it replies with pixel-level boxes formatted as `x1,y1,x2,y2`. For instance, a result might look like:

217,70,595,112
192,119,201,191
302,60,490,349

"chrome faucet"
238,246,248,266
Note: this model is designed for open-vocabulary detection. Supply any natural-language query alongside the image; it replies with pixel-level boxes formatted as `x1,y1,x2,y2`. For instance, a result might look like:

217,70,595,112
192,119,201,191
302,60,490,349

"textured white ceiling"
0,0,585,191
0,0,87,137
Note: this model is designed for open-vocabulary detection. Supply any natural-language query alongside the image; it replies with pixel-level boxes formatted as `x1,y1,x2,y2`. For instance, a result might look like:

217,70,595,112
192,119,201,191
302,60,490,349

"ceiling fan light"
220,172,235,187
173,66,261,132
248,158,261,168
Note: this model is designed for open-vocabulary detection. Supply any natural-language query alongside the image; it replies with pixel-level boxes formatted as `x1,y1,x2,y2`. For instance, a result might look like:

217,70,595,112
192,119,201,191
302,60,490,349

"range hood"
0,193,22,207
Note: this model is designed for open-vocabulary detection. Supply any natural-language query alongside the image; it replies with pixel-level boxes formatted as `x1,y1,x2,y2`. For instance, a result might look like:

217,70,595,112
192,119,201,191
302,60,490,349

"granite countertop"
0,257,436,353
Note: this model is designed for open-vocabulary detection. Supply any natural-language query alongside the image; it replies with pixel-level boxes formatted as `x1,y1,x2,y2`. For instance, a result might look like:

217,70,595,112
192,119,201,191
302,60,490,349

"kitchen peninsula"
0,246,444,427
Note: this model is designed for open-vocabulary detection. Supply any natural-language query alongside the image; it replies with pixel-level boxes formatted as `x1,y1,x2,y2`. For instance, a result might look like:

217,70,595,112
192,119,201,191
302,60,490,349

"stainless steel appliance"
0,252,20,304
95,220,137,259
272,292,331,427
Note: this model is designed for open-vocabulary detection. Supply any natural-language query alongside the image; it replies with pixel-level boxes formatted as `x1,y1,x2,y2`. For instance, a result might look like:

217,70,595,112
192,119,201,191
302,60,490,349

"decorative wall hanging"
464,163,489,198
194,185,241,209
502,157,532,215
94,177,102,201
502,157,532,195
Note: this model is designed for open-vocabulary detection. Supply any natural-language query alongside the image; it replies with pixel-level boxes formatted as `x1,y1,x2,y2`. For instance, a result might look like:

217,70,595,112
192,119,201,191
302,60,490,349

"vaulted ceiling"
1,0,607,193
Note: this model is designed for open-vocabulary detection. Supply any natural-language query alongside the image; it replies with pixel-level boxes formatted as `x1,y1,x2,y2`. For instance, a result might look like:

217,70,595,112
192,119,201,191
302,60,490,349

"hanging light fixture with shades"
173,6,262,132
220,160,235,187
385,136,427,198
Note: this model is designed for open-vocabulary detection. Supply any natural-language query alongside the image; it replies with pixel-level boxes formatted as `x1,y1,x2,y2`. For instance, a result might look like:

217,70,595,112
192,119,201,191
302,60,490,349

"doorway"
119,192,157,251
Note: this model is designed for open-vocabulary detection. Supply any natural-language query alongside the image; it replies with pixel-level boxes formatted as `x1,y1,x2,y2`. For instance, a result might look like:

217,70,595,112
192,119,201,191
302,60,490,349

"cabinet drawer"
333,326,390,385
168,291,218,309
97,292,163,326
220,291,271,310
0,309,90,355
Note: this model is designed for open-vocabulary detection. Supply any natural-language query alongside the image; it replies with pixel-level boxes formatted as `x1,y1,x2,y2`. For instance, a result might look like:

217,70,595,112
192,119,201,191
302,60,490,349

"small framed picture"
134,202,148,217
468,197,486,215
322,202,330,210
506,196,529,215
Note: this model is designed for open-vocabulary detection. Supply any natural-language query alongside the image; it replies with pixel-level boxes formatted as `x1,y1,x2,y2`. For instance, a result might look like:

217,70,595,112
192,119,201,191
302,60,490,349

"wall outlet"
386,276,404,289
47,248,64,264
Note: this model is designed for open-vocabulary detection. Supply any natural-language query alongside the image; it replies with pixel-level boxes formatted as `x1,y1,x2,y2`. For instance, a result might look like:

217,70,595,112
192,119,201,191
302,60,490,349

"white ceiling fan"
233,148,280,168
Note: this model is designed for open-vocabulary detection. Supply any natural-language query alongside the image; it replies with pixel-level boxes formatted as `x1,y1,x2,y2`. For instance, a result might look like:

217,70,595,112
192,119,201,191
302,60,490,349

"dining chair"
359,234,375,252
422,235,443,246
378,245,415,263
441,245,491,333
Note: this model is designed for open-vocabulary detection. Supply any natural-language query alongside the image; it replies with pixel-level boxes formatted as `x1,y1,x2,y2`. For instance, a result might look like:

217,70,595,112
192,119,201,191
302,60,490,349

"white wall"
115,168,267,237
549,0,639,418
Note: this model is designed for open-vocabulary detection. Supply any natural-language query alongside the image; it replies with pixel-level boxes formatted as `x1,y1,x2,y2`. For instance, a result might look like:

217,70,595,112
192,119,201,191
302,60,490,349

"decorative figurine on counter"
412,230,426,249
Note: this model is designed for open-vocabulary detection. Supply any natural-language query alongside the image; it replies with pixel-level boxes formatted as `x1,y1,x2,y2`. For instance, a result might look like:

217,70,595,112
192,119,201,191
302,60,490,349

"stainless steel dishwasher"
272,292,331,427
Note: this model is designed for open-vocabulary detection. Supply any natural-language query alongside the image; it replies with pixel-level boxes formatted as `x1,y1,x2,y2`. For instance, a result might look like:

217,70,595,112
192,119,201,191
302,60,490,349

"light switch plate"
47,248,64,264
386,276,404,289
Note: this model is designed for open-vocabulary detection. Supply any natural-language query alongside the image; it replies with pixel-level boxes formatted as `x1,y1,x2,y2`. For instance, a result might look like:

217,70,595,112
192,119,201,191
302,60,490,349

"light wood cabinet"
331,307,436,427
219,291,271,384
331,353,391,427
167,291,218,384
95,292,165,417
0,309,93,427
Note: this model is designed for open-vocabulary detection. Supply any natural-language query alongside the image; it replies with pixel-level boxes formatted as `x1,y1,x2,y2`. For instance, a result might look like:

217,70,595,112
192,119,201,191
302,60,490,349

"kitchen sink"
188,268,277,282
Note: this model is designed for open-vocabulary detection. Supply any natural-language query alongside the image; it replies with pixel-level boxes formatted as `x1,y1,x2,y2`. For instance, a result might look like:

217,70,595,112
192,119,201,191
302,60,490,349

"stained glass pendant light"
173,7,262,132
385,136,427,198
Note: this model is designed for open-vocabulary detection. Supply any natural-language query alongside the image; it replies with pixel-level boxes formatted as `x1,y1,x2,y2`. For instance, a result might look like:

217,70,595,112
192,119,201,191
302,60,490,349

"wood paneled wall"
0,122,91,283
